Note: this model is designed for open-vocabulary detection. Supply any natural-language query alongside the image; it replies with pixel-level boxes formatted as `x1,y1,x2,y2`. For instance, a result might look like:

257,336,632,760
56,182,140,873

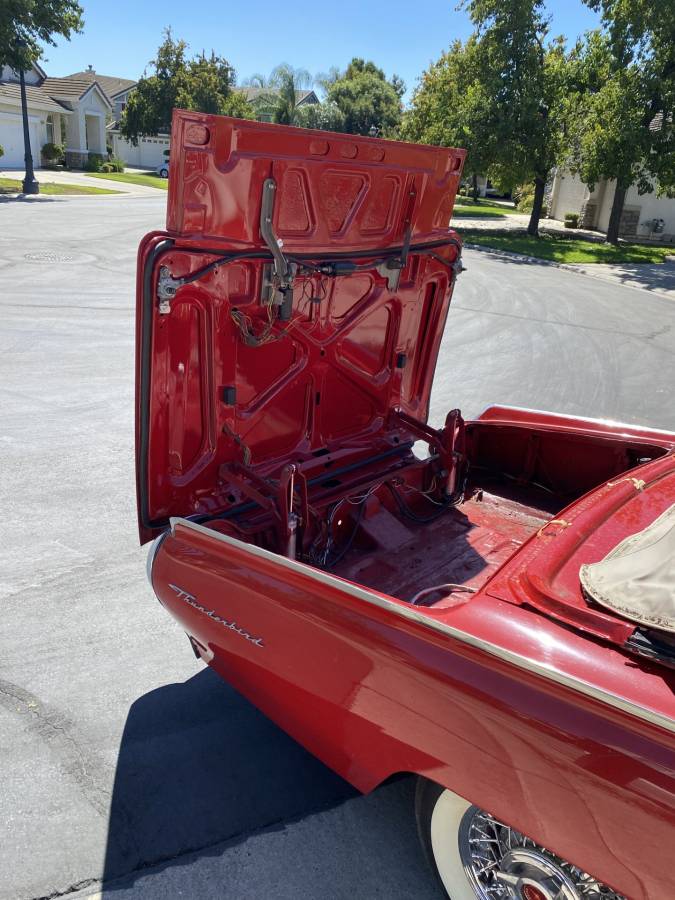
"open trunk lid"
136,111,465,542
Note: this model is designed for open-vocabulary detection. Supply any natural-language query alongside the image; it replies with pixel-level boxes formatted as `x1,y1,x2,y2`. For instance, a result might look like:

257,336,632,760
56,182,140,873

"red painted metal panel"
151,521,675,899
166,111,465,251
137,114,464,533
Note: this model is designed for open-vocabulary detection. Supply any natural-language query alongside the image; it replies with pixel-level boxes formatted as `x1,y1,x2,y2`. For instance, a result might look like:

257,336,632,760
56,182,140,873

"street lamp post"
16,39,39,195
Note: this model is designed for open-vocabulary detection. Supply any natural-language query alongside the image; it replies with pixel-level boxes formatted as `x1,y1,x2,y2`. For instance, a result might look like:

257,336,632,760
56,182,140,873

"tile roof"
41,76,113,105
0,81,68,113
235,87,318,104
61,71,137,98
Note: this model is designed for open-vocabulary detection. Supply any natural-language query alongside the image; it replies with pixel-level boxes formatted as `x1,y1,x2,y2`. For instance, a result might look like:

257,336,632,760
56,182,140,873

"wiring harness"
159,237,463,348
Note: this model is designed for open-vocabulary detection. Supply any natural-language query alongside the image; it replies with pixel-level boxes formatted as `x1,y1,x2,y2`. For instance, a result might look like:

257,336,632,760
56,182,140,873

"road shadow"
584,260,675,294
0,194,61,203
101,667,356,893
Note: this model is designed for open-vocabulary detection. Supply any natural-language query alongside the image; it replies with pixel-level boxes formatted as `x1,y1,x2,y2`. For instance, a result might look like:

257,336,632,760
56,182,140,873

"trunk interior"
197,418,670,608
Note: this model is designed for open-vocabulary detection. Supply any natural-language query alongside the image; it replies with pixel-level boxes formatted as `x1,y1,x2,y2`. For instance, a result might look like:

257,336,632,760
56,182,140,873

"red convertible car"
137,111,675,899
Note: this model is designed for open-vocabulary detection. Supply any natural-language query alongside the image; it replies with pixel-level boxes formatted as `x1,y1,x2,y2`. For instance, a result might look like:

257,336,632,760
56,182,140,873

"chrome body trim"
475,404,675,438
146,530,169,588
166,516,675,736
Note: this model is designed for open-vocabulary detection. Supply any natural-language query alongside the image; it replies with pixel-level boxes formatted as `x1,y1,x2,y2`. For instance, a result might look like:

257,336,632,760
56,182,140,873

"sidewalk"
565,258,675,299
0,167,163,196
454,209,675,299
454,209,605,242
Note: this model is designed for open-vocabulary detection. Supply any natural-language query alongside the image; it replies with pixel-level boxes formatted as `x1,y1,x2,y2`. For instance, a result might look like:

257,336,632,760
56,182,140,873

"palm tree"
270,65,313,125
241,73,270,88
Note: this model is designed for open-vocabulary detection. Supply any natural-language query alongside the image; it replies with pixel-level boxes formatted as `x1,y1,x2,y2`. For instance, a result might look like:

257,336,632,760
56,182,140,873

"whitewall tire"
414,778,624,900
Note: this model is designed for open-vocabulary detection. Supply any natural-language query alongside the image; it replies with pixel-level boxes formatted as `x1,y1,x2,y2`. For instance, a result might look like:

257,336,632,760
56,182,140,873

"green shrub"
513,183,534,212
513,182,548,216
108,156,125,172
84,153,106,172
564,212,580,229
0,143,4,160
42,142,65,164
100,162,114,172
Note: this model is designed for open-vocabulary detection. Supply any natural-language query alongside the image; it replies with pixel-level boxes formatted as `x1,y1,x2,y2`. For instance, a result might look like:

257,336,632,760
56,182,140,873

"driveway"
1,195,675,900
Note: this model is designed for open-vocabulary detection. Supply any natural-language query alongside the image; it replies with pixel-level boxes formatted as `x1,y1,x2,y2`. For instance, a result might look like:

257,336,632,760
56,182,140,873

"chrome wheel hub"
494,848,580,900
457,806,625,900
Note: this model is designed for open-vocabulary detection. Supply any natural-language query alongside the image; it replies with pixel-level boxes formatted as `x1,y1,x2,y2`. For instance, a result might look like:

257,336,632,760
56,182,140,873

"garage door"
139,138,169,168
113,135,141,166
0,113,40,168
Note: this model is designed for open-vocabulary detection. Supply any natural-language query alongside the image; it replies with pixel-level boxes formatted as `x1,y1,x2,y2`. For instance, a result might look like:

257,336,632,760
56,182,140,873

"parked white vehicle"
155,158,169,178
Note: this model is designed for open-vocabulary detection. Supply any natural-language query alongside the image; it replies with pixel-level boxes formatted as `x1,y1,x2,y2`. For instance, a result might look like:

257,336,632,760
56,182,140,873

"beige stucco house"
65,68,172,169
548,170,675,241
0,62,114,168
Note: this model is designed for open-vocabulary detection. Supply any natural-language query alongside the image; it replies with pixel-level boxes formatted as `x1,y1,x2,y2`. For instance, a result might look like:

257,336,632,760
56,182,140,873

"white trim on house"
548,169,675,240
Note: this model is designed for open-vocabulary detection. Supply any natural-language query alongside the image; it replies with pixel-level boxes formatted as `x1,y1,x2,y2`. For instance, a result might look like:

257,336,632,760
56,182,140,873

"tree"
241,64,314,124
194,56,251,119
326,58,404,136
566,3,675,243
121,29,250,143
294,100,346,132
241,73,272,89
270,64,312,125
400,38,496,201
463,0,570,236
0,0,83,70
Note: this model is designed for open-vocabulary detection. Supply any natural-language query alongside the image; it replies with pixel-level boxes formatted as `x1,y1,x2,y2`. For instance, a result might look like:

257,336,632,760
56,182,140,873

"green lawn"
86,172,169,190
0,177,121,195
458,228,674,264
453,197,522,218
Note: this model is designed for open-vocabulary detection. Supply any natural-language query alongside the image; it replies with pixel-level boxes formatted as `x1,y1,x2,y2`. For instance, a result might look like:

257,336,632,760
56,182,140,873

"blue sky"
42,0,600,100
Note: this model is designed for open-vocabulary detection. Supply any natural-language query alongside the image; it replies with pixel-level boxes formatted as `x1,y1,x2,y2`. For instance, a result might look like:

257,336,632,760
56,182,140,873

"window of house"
46,115,54,144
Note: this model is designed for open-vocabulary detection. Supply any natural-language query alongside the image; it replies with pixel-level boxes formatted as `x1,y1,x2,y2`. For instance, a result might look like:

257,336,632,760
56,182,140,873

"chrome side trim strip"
169,516,675,736
475,405,675,438
146,529,169,588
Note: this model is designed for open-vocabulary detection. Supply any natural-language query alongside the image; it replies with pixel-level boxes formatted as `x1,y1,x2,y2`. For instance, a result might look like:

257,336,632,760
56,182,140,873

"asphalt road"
1,193,674,900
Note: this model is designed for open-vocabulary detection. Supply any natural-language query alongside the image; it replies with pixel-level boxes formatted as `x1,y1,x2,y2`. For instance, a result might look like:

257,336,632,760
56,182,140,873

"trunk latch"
157,266,181,314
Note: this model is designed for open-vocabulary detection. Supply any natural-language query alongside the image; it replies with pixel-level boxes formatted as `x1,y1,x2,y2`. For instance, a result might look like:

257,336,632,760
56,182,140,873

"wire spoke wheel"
456,806,624,900
416,781,626,900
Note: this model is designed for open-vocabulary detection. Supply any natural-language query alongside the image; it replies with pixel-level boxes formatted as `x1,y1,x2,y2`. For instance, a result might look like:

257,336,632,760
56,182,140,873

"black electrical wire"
166,237,463,290
324,496,368,568
384,481,455,524
325,475,456,568
177,250,272,286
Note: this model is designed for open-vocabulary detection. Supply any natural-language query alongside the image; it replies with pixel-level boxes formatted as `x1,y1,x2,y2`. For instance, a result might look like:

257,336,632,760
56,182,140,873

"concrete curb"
462,242,675,300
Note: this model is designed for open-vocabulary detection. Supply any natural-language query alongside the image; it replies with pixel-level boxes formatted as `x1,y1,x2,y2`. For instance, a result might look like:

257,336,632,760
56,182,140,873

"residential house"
61,67,136,121
235,87,320,122
1,63,323,172
0,62,111,168
548,117,675,241
59,67,171,169
548,171,675,240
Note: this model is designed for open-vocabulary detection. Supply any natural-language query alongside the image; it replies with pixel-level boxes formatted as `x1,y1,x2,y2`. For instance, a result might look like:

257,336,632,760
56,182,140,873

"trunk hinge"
259,178,296,321
157,266,181,314
390,407,466,499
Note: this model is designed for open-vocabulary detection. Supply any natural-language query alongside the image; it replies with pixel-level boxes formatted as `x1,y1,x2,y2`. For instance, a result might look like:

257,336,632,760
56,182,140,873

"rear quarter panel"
151,519,675,899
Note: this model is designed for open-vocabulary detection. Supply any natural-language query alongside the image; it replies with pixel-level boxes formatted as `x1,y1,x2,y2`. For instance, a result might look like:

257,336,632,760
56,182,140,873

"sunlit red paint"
137,111,675,899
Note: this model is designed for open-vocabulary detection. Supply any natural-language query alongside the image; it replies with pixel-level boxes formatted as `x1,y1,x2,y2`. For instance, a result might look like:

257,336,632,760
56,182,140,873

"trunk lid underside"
137,111,465,536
